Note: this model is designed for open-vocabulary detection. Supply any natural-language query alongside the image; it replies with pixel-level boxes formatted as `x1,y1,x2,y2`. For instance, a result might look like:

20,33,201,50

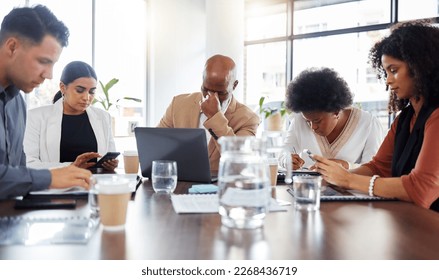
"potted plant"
94,78,141,111
258,96,287,131
93,78,141,136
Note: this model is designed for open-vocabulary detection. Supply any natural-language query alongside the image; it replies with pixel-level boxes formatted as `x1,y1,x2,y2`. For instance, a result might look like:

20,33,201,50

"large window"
1,1,146,139
398,0,439,21
244,0,439,128
26,0,93,108
245,42,287,106
293,0,390,34
95,0,146,137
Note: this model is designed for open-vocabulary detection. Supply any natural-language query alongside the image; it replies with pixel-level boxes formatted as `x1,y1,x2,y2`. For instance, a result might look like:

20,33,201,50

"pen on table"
292,146,297,154
286,188,295,198
132,175,143,198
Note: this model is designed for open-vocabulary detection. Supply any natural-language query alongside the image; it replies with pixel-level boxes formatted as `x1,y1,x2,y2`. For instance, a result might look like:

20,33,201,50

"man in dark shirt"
0,5,92,198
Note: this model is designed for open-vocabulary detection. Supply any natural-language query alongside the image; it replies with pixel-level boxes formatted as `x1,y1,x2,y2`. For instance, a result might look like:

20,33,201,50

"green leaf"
103,78,119,92
258,96,266,114
96,78,141,112
257,96,289,119
122,97,142,103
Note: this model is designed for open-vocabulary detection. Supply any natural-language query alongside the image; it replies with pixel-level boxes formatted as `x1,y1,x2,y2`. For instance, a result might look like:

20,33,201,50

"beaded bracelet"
369,175,379,197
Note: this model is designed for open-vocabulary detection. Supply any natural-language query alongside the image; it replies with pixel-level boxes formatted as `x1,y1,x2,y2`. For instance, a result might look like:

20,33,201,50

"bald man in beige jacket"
157,55,260,171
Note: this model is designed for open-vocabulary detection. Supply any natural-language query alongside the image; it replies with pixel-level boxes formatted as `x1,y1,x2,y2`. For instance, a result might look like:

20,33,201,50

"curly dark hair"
285,67,353,113
369,20,439,113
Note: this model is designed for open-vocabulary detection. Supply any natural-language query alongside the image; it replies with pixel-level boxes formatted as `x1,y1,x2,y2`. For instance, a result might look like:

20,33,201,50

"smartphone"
90,152,120,169
14,199,77,210
303,149,315,162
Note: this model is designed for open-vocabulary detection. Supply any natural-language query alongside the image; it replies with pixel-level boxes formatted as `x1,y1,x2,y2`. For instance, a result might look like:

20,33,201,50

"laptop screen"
134,127,212,182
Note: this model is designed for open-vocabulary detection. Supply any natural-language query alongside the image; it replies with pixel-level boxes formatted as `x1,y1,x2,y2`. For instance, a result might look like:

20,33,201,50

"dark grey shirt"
0,85,50,199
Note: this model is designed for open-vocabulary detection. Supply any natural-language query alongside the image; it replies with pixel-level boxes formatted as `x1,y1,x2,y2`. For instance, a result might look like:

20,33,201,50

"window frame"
244,0,439,128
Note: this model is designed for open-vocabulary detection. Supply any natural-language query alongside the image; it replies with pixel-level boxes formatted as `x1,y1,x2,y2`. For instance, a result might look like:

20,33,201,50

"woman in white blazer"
24,61,117,170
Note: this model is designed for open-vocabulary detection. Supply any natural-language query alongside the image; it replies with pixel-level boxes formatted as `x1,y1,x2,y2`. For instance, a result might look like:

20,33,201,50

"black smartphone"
90,152,120,169
14,199,77,210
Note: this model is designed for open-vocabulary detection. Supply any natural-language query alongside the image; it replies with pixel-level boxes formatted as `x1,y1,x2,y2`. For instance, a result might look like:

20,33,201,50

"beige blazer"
24,99,116,169
157,92,260,171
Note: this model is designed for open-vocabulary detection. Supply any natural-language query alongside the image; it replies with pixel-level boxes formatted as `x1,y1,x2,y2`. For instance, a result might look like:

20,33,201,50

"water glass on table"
292,175,322,211
89,177,99,218
152,160,177,194
262,131,292,184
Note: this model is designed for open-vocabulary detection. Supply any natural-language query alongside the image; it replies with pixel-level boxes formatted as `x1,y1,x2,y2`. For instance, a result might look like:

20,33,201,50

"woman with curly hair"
281,67,384,170
313,20,439,211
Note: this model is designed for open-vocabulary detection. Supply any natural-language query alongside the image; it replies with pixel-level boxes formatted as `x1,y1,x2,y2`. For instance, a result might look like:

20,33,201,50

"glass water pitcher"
218,136,271,229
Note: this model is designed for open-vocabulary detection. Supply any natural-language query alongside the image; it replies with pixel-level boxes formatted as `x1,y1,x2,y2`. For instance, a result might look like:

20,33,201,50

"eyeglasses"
200,86,229,96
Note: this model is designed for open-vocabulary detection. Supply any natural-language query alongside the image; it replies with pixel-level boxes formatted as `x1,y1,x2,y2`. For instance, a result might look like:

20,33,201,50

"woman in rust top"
313,20,439,212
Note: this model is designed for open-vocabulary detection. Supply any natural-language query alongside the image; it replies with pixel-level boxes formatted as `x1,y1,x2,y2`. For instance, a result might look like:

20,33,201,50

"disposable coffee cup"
267,158,279,186
267,158,279,198
123,150,139,174
97,179,131,231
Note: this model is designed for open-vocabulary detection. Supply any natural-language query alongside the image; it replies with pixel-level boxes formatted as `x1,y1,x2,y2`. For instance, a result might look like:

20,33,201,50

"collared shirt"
199,95,232,143
0,84,50,199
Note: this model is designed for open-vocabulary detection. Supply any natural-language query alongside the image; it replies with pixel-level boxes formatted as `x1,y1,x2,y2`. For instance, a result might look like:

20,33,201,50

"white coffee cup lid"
97,179,131,194
123,150,138,156
267,157,278,165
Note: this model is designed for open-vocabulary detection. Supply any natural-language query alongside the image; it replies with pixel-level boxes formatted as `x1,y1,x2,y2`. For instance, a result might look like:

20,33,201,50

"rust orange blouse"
363,108,439,209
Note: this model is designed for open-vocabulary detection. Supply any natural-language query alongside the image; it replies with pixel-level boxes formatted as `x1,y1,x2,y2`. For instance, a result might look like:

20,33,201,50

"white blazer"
24,99,116,169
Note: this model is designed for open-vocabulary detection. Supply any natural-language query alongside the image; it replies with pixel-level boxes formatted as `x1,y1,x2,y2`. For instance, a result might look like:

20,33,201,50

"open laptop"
134,127,216,183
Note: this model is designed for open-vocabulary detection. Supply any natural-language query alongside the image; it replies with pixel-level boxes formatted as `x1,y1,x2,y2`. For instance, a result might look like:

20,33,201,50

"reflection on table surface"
1,179,439,260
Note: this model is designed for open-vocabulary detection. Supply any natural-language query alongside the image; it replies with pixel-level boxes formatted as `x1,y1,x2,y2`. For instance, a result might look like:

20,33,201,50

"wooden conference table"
1,179,439,260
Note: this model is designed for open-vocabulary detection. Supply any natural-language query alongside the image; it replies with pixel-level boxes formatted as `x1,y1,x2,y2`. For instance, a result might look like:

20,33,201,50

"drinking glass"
262,131,292,184
89,177,99,218
152,160,177,194
292,175,322,211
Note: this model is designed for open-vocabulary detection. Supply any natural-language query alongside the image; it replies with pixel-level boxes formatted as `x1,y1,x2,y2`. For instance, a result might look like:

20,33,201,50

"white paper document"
171,194,287,214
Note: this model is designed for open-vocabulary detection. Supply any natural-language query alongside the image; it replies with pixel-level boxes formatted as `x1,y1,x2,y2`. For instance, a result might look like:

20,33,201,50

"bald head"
201,55,238,103
203,54,236,80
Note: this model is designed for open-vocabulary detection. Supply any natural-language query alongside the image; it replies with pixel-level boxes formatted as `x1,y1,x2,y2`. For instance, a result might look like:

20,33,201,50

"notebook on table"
134,127,216,183
287,184,397,201
281,170,397,201
277,170,321,182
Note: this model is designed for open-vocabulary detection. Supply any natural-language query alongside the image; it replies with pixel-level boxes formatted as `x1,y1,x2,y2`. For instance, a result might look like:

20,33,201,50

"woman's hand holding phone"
89,152,120,170
100,157,119,171
72,152,100,169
